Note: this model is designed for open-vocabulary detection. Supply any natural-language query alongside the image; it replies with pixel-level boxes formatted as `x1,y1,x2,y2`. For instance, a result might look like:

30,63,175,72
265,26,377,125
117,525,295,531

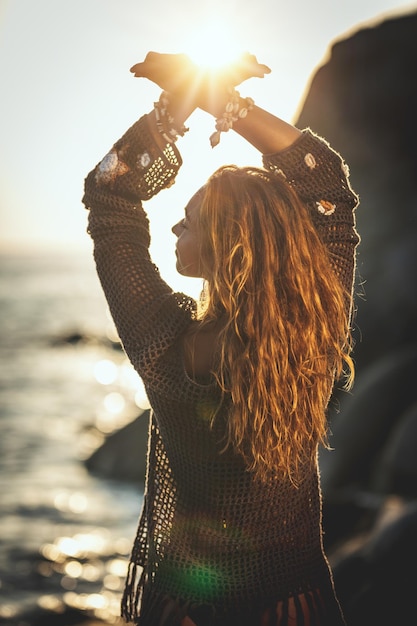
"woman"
83,52,359,626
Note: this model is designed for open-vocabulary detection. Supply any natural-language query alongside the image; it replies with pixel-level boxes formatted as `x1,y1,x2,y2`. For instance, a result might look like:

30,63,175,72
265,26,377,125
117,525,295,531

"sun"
182,20,244,71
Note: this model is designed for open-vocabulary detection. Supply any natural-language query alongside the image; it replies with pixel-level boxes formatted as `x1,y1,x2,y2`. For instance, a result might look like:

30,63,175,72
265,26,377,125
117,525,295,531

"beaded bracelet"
209,87,255,148
154,91,189,144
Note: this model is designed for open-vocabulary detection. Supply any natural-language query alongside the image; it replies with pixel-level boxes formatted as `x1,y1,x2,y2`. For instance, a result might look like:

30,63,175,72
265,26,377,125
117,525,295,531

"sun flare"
182,20,244,71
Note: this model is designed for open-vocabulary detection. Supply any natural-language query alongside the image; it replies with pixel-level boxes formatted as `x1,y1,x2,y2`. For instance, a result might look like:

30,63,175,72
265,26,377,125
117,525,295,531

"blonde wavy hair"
196,165,355,484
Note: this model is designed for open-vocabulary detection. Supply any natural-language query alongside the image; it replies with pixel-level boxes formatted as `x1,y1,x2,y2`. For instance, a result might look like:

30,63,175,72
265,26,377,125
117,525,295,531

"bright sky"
0,0,415,293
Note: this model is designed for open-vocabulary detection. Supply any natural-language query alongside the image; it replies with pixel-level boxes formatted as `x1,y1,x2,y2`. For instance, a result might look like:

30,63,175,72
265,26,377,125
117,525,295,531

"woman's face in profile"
171,189,204,278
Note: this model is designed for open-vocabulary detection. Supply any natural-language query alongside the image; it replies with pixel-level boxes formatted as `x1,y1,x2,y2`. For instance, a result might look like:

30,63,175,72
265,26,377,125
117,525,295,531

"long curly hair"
196,165,355,484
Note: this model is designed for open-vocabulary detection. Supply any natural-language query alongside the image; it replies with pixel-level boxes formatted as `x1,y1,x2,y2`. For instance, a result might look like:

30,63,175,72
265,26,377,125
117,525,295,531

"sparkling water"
0,250,146,624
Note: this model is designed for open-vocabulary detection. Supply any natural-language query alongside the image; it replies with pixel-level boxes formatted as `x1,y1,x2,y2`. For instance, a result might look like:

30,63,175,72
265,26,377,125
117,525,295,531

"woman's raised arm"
130,51,301,154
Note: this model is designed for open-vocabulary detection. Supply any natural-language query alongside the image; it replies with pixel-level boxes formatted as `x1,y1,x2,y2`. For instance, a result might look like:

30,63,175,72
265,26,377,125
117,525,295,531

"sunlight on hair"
183,20,243,70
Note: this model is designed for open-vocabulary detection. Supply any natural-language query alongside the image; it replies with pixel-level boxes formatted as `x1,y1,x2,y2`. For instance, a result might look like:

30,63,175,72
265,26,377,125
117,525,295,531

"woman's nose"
172,222,180,236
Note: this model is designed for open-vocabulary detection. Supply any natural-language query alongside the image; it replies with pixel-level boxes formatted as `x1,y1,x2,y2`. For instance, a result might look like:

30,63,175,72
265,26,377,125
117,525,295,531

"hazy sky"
0,0,415,291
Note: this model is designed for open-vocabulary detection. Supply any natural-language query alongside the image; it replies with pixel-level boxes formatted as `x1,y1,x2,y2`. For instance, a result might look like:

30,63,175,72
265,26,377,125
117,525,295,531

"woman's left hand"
214,52,271,86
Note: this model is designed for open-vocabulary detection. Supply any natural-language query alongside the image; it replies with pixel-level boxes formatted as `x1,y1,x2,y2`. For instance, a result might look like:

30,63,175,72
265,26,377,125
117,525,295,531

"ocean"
0,250,146,624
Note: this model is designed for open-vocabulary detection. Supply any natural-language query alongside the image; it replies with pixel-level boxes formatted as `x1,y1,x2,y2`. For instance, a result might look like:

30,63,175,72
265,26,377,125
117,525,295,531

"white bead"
304,153,316,169
95,151,119,184
316,200,335,215
138,152,151,168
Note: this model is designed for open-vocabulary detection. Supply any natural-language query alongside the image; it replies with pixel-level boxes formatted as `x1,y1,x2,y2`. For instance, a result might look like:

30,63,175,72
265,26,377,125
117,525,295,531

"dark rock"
333,504,417,626
322,489,382,552
295,10,417,370
85,410,149,486
374,399,417,497
49,329,123,351
295,9,417,573
11,607,104,626
320,344,417,495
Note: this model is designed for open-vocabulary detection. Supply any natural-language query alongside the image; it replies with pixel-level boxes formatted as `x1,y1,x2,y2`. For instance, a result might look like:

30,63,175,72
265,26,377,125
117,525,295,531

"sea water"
0,250,146,624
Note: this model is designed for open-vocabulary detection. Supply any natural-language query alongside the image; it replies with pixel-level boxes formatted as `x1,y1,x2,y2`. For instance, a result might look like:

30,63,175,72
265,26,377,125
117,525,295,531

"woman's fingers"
254,62,272,77
130,62,145,76
242,53,271,75
227,53,271,83
129,53,199,98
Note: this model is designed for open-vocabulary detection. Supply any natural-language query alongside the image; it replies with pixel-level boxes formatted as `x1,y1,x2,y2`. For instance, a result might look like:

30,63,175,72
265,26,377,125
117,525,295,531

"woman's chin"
176,262,185,276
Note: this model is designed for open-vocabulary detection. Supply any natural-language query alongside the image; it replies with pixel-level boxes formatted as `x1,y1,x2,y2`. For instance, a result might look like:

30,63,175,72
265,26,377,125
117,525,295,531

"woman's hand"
130,51,271,110
130,52,198,95
213,52,271,86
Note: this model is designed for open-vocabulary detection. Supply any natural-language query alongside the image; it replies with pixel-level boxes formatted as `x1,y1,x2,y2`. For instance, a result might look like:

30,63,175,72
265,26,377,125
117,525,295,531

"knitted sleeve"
263,129,360,296
82,114,196,383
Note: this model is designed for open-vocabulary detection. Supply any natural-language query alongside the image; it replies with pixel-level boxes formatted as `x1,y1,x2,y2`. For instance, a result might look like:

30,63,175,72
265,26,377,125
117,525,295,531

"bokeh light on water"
0,252,145,624
23,530,130,622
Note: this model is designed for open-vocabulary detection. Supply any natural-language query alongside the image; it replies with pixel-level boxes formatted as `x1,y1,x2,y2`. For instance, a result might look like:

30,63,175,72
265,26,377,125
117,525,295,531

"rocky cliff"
296,12,417,624
296,10,417,369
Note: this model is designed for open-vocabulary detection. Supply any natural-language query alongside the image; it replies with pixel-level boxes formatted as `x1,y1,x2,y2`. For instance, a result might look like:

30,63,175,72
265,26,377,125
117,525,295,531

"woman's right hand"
130,52,198,95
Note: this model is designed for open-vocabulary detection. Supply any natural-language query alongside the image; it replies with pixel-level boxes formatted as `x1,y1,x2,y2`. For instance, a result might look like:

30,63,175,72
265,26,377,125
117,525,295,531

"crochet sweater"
83,114,359,626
